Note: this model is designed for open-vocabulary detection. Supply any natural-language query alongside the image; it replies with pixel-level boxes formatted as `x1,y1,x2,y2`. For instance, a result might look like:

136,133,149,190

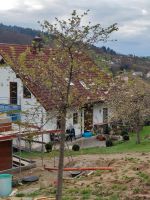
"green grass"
15,126,150,159
16,187,56,198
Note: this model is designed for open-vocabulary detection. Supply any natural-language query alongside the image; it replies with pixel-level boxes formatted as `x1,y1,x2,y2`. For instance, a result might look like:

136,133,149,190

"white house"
0,43,109,148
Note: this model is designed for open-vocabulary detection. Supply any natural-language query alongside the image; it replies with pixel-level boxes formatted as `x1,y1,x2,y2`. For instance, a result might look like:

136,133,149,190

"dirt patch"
10,152,150,199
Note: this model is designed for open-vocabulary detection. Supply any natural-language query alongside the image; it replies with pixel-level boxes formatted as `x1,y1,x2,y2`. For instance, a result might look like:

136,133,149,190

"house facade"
0,44,109,148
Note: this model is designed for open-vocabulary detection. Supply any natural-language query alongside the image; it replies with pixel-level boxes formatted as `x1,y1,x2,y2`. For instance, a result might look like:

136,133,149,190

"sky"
0,0,150,56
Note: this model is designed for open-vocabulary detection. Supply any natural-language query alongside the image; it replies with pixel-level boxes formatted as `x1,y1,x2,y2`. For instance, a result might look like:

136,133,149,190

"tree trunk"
29,141,32,152
56,49,74,200
136,130,141,144
56,108,67,200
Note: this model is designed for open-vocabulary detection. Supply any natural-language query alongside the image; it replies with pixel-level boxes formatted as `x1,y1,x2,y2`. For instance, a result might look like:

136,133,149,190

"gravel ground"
65,136,106,149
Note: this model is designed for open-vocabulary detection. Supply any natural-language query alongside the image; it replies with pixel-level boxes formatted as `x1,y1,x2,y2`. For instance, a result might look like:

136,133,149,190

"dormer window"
79,81,89,90
16,74,20,79
0,55,6,65
65,78,74,86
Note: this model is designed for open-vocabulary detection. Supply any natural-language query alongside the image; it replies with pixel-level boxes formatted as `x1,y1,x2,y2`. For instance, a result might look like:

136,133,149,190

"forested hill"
0,23,150,78
0,23,116,54
0,23,40,44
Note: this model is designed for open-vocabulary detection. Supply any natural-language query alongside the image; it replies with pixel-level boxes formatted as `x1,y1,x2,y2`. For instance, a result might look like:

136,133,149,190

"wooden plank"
13,157,29,166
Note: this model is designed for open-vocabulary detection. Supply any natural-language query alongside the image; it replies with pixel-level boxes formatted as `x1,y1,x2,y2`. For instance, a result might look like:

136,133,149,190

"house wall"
0,66,22,104
65,104,105,137
0,66,51,146
66,109,82,137
0,66,38,109
45,109,83,138
0,66,47,125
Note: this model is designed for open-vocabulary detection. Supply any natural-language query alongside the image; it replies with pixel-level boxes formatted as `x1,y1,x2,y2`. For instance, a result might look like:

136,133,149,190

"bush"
72,144,80,151
144,120,150,126
45,142,53,152
103,125,111,134
123,134,129,141
121,129,128,136
106,139,113,147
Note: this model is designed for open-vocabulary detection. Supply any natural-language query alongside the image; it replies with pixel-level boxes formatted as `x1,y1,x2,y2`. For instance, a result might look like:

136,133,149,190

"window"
57,116,61,129
103,108,108,123
16,74,20,78
73,112,78,124
10,82,17,104
23,86,31,98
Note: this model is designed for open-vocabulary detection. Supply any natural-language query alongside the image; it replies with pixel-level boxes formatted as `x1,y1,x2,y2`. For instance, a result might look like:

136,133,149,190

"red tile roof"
0,133,16,141
0,43,109,111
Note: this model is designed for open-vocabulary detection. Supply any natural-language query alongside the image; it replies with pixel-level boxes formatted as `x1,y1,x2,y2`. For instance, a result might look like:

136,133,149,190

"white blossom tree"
108,75,150,144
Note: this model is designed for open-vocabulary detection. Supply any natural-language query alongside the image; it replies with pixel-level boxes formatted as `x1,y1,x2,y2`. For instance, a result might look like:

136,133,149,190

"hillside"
0,23,150,78
0,23,40,44
90,49,150,78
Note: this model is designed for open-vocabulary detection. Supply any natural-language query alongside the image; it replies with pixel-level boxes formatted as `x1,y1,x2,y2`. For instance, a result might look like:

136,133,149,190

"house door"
10,82,17,104
84,105,93,131
0,140,12,171
103,108,108,123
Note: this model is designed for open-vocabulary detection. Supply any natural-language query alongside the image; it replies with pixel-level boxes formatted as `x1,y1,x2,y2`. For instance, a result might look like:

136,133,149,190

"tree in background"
108,75,150,144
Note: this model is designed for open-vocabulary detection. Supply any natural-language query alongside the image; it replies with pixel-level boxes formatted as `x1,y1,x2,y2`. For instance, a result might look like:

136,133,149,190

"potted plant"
72,144,80,151
45,142,53,152
96,134,105,141
106,138,113,147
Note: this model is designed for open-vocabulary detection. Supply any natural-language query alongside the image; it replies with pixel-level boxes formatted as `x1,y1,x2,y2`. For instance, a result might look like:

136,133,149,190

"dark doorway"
84,105,93,130
0,140,12,171
10,82,17,104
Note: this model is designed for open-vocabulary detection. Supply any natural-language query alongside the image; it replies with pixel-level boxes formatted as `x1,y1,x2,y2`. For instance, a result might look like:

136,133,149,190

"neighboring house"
0,43,109,147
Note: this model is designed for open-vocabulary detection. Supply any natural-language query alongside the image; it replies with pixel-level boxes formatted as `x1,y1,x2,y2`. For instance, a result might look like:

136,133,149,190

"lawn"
16,126,150,159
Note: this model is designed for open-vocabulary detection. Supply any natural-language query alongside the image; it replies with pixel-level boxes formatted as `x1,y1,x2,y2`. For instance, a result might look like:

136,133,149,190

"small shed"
0,134,15,172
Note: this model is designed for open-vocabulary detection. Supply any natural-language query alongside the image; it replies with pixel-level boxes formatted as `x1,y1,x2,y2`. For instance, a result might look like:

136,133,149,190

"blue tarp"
82,131,93,138
0,104,21,121
0,104,21,112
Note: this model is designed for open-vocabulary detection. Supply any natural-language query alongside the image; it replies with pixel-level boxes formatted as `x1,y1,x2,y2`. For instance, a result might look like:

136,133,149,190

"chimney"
31,35,43,53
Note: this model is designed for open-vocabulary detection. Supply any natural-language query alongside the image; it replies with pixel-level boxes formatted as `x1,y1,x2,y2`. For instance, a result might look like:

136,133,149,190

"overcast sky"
0,0,150,56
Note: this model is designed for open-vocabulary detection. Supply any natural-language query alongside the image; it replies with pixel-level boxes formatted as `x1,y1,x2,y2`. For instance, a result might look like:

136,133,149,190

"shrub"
103,125,111,134
144,120,150,126
121,129,128,136
45,142,53,152
123,134,129,141
106,139,113,147
72,144,80,151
